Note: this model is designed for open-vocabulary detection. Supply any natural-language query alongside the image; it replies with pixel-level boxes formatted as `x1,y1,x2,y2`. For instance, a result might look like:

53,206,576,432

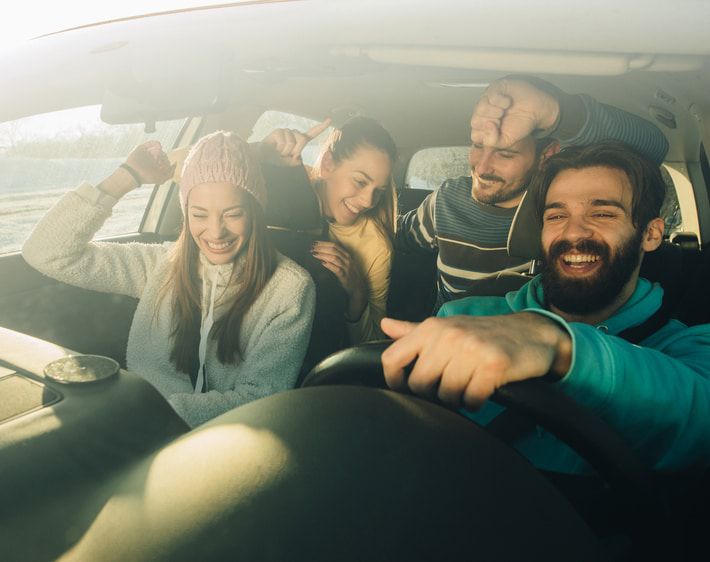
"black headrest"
507,190,542,260
261,163,323,231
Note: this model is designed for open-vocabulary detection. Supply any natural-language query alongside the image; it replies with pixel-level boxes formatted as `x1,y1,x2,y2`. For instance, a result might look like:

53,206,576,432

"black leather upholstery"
39,386,606,561
267,228,347,380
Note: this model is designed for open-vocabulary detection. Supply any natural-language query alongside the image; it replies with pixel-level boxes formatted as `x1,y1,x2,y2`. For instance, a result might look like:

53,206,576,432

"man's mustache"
476,173,505,183
547,239,610,262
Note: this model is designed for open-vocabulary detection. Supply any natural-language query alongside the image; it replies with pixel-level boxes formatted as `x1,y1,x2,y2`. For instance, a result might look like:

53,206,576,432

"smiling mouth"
343,201,363,215
561,253,600,265
205,239,235,251
475,177,503,190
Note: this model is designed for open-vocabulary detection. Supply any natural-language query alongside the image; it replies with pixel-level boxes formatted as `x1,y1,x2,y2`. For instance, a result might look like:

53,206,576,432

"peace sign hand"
260,118,332,167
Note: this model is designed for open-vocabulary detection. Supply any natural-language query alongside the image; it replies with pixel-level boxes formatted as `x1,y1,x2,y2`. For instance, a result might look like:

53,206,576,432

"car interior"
0,1,709,560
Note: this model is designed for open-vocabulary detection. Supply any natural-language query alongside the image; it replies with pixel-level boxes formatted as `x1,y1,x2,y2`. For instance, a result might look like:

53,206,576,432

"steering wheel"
302,340,671,557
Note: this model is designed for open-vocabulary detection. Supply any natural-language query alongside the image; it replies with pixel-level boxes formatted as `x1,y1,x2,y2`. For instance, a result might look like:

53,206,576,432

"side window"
405,146,471,190
662,163,700,240
248,110,332,166
660,166,682,237
0,105,185,254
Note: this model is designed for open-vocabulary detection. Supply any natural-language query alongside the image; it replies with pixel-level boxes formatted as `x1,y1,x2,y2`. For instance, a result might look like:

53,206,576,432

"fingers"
471,93,510,147
311,242,355,294
436,352,476,409
380,317,416,340
305,117,332,140
471,120,501,147
312,240,350,260
380,322,424,391
126,141,174,184
311,244,349,271
268,129,301,156
406,339,452,400
317,258,347,287
462,363,501,411
471,98,507,123
484,91,513,111
262,118,330,166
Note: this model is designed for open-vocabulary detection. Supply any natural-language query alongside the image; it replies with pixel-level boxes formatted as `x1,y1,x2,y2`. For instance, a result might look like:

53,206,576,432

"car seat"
262,163,348,380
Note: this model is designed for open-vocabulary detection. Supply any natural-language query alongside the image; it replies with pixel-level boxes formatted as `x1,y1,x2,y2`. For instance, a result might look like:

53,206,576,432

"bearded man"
381,141,710,474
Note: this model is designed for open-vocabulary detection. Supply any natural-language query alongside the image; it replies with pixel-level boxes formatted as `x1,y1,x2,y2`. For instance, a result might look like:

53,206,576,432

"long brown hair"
313,116,398,244
157,192,275,375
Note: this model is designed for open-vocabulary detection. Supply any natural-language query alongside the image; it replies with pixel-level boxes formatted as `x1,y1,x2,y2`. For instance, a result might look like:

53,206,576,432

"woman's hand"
311,240,368,321
98,140,175,199
260,118,331,167
124,140,175,186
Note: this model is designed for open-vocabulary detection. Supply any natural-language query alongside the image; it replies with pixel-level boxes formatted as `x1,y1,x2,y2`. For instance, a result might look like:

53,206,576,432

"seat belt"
486,302,671,444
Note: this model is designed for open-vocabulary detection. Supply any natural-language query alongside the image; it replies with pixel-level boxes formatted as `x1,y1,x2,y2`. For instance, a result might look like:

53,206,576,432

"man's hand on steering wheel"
380,314,572,411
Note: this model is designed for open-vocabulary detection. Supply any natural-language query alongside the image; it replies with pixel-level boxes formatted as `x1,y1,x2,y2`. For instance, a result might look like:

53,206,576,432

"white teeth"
344,201,361,215
563,254,599,264
206,240,234,250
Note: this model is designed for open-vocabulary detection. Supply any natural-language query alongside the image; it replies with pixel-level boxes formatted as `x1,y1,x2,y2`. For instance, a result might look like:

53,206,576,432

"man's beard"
472,170,532,206
540,231,643,316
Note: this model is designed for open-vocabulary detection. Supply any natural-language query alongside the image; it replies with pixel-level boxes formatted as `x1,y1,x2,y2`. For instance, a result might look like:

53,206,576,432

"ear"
319,150,336,178
539,140,561,164
641,217,665,252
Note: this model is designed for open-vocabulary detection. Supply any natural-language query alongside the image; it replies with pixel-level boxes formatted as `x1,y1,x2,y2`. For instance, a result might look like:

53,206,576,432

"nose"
357,186,377,210
561,214,594,243
473,148,495,175
206,216,226,238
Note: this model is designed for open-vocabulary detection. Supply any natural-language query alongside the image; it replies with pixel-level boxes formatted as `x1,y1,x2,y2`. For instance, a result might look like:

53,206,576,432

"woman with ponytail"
261,116,397,343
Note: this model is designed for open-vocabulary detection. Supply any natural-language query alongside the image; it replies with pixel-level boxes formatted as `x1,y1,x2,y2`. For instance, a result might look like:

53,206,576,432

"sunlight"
0,1,226,49
62,423,292,559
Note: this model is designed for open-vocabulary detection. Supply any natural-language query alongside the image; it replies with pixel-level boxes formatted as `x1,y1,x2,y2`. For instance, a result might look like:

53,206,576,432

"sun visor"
100,49,230,125
507,189,543,260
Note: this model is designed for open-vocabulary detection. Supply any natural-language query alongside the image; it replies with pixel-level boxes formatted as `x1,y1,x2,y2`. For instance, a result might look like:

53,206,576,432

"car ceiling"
1,0,709,163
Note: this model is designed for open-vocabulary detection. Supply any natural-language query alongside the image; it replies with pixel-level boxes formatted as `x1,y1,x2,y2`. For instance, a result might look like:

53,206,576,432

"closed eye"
544,213,565,222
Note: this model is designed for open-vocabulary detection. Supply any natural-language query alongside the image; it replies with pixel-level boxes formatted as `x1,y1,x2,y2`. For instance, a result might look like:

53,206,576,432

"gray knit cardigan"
23,183,316,427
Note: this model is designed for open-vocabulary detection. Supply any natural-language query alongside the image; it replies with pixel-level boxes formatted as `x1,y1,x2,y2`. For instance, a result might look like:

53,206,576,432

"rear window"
0,105,185,254
405,146,470,190
248,110,332,167
404,146,690,238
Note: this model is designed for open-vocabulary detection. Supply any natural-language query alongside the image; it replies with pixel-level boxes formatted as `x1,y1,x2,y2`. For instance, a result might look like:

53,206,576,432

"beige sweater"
23,183,315,427
328,217,392,343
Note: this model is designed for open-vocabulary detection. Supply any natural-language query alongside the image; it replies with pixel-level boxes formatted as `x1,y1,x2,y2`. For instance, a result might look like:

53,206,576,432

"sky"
0,1,218,50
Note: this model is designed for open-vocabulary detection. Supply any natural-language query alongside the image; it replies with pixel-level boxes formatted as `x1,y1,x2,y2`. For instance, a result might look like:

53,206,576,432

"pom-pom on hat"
179,131,267,212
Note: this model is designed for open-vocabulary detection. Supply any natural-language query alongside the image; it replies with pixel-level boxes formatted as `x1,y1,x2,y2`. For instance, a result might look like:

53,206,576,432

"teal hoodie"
439,276,710,474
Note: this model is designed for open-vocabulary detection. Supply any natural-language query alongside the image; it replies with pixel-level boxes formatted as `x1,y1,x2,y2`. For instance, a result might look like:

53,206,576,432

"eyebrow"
543,199,628,212
189,205,245,212
353,170,389,190
473,142,521,154
353,170,374,182
590,199,627,212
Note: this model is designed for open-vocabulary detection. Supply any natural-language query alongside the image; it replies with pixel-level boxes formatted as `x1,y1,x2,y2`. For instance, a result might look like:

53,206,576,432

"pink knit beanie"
179,131,267,212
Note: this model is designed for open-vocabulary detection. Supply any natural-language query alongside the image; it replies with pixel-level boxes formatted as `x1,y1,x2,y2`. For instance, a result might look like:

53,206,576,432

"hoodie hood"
194,251,247,392
198,251,247,313
506,275,664,335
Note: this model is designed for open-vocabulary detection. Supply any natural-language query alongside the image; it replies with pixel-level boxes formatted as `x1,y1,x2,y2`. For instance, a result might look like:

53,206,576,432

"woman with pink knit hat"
23,132,315,427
